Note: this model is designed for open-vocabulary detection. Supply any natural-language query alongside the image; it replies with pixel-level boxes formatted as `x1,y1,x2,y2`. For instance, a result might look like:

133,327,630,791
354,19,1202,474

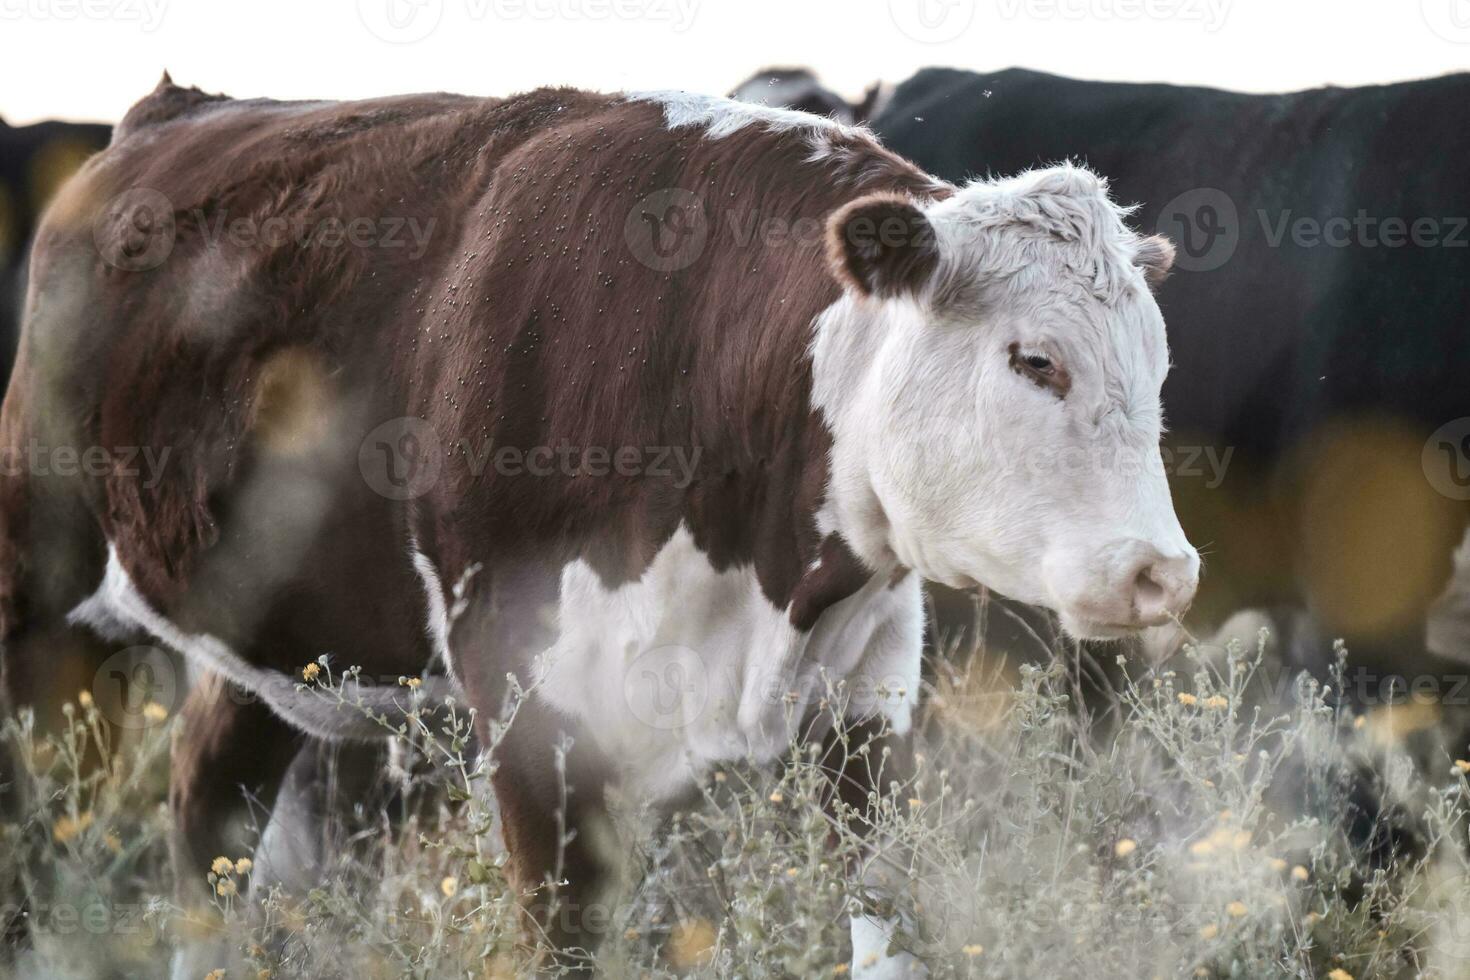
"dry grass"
3,623,1470,979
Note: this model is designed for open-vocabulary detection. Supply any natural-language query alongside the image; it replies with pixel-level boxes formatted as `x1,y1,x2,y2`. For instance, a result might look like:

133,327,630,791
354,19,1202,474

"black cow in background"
729,67,882,126
736,66,1470,738
0,117,110,384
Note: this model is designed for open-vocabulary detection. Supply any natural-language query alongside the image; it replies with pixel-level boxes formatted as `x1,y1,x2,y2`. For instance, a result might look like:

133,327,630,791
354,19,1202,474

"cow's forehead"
935,164,1148,307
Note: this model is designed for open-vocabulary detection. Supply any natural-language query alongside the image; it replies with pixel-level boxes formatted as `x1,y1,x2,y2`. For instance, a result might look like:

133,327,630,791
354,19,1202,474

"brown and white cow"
0,76,1196,974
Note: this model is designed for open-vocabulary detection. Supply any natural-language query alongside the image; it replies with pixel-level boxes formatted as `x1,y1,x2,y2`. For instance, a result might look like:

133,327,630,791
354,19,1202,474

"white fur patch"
537,526,921,801
851,913,926,978
627,89,856,141
411,544,453,675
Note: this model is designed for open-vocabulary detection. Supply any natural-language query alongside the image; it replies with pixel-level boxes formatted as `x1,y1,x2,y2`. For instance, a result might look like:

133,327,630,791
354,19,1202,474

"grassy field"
3,614,1470,979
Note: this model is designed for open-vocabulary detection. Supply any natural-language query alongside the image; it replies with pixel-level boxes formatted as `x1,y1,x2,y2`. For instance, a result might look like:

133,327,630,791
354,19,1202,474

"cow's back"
6,83,588,672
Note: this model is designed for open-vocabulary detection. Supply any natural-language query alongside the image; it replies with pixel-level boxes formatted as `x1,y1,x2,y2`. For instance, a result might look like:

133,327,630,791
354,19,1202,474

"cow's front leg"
821,716,928,980
446,559,616,971
489,699,615,972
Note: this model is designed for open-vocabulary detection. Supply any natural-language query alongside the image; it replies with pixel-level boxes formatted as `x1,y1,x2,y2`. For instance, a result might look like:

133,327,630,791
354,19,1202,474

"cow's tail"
66,543,464,743
229,664,464,744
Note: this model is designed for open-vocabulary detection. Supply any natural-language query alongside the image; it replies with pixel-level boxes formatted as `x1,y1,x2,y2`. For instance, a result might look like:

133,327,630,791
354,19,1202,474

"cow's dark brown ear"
825,193,939,299
1136,234,1175,289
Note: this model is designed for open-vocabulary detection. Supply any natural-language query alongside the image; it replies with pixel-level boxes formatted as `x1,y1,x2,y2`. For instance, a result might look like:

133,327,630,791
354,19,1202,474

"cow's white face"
815,166,1199,639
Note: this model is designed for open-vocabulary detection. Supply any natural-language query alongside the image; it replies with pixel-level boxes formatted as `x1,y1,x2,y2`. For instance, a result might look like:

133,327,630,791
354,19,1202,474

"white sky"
1,0,1468,125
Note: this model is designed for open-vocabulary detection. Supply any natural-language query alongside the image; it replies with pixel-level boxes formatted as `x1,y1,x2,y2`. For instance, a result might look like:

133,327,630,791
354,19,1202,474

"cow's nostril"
1128,550,1199,625
1135,566,1166,607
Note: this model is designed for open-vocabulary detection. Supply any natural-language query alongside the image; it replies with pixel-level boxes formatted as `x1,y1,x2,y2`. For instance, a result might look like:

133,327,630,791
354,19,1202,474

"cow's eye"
1007,343,1071,398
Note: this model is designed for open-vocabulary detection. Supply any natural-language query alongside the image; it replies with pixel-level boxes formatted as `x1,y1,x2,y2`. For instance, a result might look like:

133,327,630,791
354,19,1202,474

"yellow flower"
1203,695,1229,710
204,971,226,980
1114,839,1138,857
52,811,93,843
1353,714,1366,729
440,876,458,897
1199,923,1219,939
1267,858,1287,872
785,867,799,878
832,966,850,976
142,701,168,723
623,927,640,941
1291,865,1310,882
211,857,235,876
104,831,123,854
1327,970,1354,980
712,771,727,783
1455,759,1470,774
78,690,94,708
666,918,717,969
1362,701,1441,746
1177,693,1198,706
768,791,784,804
235,857,252,875
302,663,321,682
1226,901,1248,918
399,676,423,689
215,878,238,897
961,943,984,956
907,797,922,810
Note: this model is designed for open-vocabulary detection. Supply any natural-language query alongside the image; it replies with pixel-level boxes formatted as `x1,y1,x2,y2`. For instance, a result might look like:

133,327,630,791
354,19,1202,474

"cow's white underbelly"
538,526,922,800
